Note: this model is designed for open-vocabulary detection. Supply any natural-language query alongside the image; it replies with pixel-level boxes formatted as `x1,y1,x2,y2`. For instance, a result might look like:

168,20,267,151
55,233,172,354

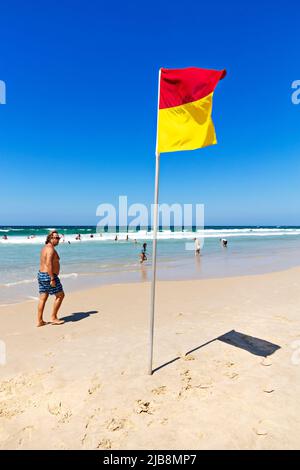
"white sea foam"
0,272,78,288
60,273,78,279
2,278,35,287
1,228,300,244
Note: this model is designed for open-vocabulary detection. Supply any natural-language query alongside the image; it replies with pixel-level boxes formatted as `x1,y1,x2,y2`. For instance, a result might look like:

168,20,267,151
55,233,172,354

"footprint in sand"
17,426,35,447
135,400,153,414
0,405,23,418
47,401,62,416
195,382,213,390
88,377,102,396
58,411,72,424
47,400,72,423
44,351,55,357
181,369,192,382
160,418,168,425
106,417,127,432
81,409,108,448
84,408,101,430
178,369,193,396
0,408,11,419
184,355,195,361
97,438,112,449
151,386,167,395
225,372,239,380
88,383,101,395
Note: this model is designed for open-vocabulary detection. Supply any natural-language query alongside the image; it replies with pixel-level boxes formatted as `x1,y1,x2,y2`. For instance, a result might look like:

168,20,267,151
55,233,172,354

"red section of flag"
159,67,226,110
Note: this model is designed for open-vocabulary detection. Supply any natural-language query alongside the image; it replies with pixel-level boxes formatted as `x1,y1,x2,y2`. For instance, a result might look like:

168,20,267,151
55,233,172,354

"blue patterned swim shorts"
37,271,64,295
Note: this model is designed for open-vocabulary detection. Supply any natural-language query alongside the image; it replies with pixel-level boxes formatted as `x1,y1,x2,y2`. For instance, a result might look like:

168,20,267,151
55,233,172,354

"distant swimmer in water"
115,235,118,241
140,242,148,263
220,238,228,247
75,234,81,241
126,234,129,241
2,235,8,240
194,238,201,255
90,234,94,238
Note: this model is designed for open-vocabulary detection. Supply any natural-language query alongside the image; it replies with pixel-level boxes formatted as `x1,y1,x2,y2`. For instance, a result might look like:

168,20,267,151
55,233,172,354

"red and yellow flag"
157,67,226,153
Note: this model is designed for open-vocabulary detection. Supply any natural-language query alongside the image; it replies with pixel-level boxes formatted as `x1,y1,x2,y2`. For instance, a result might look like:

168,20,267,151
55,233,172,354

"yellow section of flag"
158,92,217,153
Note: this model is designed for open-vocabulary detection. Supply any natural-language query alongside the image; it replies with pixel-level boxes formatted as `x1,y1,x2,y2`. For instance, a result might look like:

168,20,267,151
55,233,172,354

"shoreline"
2,261,300,308
1,267,300,449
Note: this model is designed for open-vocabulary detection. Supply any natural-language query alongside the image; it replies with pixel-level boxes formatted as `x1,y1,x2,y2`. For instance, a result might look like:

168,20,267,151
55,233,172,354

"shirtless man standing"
37,230,65,327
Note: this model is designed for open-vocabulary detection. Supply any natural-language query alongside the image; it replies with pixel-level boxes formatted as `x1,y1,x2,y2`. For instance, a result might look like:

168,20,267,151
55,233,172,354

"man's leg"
51,292,65,324
37,293,49,327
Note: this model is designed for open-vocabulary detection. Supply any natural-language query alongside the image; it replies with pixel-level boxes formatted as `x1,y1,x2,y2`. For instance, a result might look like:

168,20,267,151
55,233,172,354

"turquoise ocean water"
1,226,300,305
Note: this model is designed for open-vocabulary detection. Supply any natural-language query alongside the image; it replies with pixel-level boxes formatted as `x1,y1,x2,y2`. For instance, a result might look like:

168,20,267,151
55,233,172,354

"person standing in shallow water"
140,242,148,263
220,238,228,247
37,230,65,327
194,238,201,255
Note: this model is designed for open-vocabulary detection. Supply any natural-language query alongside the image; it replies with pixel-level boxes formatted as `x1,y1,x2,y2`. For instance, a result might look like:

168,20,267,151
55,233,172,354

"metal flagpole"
148,68,162,375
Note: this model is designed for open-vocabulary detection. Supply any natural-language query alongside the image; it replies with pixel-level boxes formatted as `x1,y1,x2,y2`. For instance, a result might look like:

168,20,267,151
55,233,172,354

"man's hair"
45,230,58,245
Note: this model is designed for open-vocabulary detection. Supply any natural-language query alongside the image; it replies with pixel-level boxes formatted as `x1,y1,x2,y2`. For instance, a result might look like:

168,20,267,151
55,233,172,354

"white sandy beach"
1,267,300,450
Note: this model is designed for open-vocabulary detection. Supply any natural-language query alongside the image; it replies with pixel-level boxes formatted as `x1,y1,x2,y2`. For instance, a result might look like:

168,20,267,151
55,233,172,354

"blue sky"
0,0,299,225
